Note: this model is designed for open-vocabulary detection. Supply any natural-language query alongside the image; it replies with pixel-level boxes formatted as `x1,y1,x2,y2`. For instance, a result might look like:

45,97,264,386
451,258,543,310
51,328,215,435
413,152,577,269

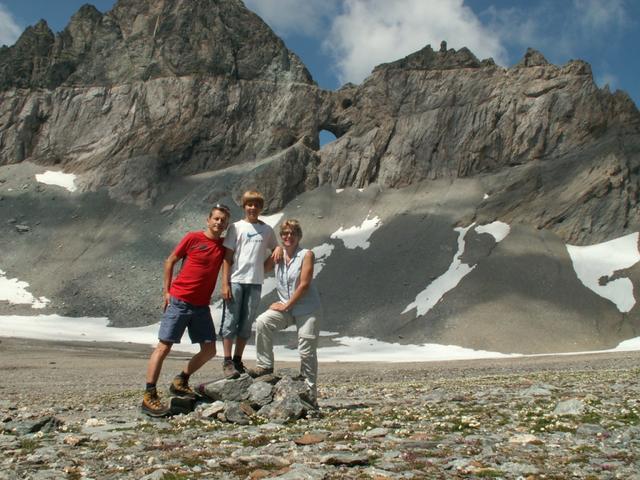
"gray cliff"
1,0,639,354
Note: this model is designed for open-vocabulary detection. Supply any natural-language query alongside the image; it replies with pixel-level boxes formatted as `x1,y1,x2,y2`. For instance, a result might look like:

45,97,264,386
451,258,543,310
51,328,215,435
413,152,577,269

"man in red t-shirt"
142,204,231,417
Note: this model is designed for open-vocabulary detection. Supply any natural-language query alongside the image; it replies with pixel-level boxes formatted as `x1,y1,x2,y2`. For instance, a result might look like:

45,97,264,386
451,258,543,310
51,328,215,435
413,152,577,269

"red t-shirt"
169,231,225,306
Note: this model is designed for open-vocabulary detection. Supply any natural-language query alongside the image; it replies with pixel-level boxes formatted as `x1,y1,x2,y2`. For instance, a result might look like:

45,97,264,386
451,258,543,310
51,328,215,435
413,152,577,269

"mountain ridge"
0,0,639,354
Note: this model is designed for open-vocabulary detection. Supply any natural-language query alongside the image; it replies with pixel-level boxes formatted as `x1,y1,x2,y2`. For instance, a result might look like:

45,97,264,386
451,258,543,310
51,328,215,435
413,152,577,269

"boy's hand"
163,293,170,311
271,246,283,263
222,283,232,301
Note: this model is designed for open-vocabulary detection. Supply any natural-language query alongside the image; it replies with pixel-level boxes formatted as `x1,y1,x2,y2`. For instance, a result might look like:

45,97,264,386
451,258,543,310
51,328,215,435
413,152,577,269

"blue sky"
0,0,638,109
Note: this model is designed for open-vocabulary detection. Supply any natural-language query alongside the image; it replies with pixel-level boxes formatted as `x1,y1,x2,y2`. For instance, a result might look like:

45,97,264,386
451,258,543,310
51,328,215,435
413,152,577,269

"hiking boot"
233,358,246,375
247,366,274,378
169,375,197,399
141,388,170,417
223,359,240,379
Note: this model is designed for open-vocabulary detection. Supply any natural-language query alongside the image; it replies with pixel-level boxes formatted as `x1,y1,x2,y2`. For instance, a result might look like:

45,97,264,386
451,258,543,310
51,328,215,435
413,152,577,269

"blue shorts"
221,283,262,340
158,296,216,344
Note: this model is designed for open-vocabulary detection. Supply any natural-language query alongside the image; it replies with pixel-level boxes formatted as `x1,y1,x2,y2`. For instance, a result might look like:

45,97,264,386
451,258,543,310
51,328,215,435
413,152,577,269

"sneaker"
223,359,240,379
247,366,274,378
141,388,170,417
169,375,197,399
233,358,246,374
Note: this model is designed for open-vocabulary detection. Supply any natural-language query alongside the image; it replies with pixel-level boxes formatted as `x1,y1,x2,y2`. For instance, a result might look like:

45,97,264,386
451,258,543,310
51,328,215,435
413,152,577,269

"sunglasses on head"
214,203,231,215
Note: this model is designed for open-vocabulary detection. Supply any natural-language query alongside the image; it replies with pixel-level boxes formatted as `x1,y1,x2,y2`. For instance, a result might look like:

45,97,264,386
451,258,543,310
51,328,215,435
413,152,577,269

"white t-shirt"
223,219,278,284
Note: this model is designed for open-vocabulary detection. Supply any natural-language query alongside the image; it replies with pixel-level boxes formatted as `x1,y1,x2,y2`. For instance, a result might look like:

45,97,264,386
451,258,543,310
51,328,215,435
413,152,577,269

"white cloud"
244,0,339,36
323,0,507,85
0,3,21,47
596,72,618,91
574,0,628,31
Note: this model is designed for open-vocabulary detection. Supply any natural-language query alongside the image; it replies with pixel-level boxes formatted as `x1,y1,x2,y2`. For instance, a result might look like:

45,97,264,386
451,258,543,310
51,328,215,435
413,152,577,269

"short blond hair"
241,190,265,208
280,219,303,239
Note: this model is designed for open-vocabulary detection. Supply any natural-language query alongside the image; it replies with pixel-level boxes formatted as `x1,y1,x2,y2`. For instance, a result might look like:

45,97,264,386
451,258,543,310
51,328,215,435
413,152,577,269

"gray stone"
258,395,308,424
364,427,389,438
270,464,328,479
319,453,369,466
15,224,30,233
273,375,313,404
247,381,273,408
169,396,196,415
521,384,555,397
200,401,225,418
139,469,169,480
554,398,586,416
576,423,607,436
2,416,62,435
500,461,540,476
223,401,253,425
198,374,253,402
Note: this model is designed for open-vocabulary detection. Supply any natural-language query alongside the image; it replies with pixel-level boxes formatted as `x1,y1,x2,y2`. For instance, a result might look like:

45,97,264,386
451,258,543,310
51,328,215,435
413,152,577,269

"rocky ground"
0,337,638,479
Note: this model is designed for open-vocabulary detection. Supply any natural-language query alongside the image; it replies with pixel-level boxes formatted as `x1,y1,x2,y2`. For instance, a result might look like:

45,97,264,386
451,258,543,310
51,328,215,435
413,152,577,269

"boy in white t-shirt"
221,190,278,378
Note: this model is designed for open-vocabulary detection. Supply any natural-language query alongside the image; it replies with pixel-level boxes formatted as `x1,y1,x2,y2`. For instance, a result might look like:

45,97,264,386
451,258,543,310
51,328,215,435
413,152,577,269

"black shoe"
223,359,240,379
233,358,246,374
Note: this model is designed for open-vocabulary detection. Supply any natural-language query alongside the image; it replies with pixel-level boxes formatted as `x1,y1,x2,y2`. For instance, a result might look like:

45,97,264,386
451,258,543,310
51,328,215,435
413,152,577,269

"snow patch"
311,243,335,278
403,222,511,317
335,189,344,194
35,171,77,192
330,216,382,249
402,224,475,317
260,213,284,229
319,336,518,362
0,314,638,360
567,232,640,313
475,221,510,243
0,270,50,309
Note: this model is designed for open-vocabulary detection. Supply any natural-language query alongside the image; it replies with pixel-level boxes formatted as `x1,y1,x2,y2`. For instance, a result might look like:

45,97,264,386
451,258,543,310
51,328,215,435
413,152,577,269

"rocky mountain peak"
0,20,55,89
0,0,312,89
373,42,494,73
516,48,550,67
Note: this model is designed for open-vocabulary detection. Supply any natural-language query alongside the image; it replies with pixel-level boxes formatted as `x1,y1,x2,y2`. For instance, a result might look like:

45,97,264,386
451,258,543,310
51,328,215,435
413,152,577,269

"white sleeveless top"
275,247,321,316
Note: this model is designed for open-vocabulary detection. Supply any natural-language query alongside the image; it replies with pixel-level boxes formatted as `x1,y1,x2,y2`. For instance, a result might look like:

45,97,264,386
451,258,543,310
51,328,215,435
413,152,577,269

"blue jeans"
221,283,262,340
158,296,215,344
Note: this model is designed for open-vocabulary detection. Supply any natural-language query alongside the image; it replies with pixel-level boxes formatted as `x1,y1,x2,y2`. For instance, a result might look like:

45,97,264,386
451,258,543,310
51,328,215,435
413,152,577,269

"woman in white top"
249,219,321,405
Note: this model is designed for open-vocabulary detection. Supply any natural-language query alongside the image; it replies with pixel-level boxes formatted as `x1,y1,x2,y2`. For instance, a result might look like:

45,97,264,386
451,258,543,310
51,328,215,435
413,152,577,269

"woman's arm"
270,251,314,312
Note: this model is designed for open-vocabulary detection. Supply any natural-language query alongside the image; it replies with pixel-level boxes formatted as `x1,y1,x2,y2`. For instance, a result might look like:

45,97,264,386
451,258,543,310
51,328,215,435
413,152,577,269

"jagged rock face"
0,0,318,205
1,2,639,240
317,45,640,242
0,0,311,88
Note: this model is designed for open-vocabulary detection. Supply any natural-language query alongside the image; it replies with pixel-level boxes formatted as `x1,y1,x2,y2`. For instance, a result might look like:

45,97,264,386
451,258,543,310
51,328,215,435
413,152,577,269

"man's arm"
162,253,181,311
222,248,234,301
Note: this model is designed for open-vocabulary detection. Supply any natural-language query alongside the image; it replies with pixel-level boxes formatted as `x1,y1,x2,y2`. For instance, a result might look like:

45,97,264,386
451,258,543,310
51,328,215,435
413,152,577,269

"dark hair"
210,203,231,218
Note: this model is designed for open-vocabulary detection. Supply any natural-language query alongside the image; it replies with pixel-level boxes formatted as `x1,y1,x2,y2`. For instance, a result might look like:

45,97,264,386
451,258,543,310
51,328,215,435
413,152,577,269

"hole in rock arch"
319,130,337,148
